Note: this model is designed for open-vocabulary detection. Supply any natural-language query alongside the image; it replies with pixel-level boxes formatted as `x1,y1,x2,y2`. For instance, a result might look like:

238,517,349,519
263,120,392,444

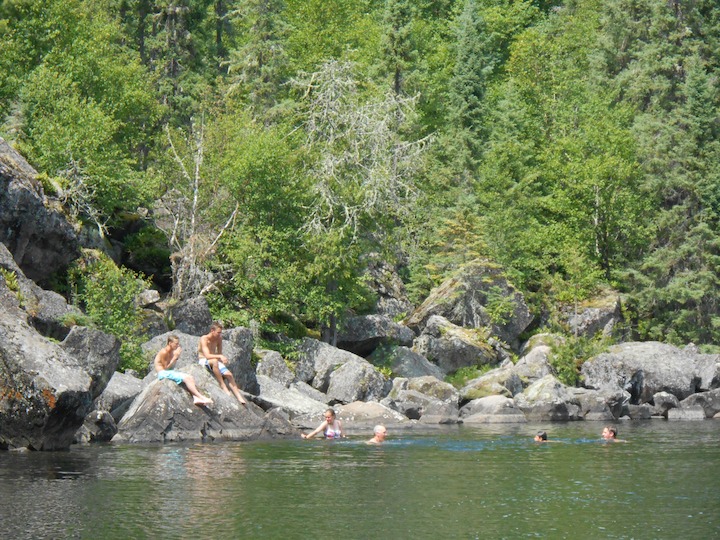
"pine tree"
380,0,415,96
225,0,289,120
598,0,720,346
449,0,499,166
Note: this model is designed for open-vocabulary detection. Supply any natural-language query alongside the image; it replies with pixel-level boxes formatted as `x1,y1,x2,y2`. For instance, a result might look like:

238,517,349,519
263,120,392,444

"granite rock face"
581,342,704,403
0,137,80,285
0,281,120,450
337,314,415,357
405,259,533,350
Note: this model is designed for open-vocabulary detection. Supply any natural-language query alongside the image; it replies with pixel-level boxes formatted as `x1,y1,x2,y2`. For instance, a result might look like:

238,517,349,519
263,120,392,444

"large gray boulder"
336,401,409,429
336,314,415,357
459,364,524,401
75,410,118,443
626,403,653,419
254,374,328,419
369,345,445,380
564,292,622,338
326,360,392,404
139,308,170,340
385,388,442,420
568,387,623,421
0,242,81,340
256,349,295,387
412,315,498,374
364,258,414,319
294,338,367,391
0,290,119,450
136,289,161,307
678,388,720,419
114,365,295,443
383,378,458,423
94,371,144,422
667,406,706,420
406,375,459,402
515,374,582,421
290,381,329,404
513,345,555,385
168,296,213,336
405,259,533,350
651,391,679,418
416,403,460,424
581,342,701,404
222,327,258,394
60,326,122,400
461,395,527,423
692,352,720,391
0,137,80,284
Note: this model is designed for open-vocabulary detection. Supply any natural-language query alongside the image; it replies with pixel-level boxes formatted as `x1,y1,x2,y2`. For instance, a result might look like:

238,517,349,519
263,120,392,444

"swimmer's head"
602,426,617,440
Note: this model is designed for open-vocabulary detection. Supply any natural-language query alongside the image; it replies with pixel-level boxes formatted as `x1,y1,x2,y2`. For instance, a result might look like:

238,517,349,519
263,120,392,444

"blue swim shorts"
158,369,185,384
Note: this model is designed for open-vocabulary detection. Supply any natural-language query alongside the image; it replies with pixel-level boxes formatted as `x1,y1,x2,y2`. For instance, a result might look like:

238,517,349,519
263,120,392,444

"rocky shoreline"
1,136,718,451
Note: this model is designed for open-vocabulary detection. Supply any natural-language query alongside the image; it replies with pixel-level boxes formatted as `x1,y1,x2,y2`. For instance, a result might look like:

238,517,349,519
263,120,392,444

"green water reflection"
1,421,718,539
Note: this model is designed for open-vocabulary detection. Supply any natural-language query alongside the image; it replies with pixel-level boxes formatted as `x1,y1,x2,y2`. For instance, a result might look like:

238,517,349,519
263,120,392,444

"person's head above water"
534,431,548,442
366,425,387,444
602,426,618,440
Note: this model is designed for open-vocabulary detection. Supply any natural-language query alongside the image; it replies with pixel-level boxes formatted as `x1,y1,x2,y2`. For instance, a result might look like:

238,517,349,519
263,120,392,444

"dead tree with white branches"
155,116,238,299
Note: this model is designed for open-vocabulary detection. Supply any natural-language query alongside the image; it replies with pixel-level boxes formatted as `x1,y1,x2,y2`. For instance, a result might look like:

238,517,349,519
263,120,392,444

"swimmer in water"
301,409,344,439
602,426,626,442
366,425,387,445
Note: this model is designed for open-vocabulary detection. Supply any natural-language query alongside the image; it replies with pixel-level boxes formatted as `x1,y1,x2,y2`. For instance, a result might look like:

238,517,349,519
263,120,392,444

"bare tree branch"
155,116,237,299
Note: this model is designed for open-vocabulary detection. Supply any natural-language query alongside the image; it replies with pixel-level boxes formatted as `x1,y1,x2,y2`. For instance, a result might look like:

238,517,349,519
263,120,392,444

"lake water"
1,421,718,539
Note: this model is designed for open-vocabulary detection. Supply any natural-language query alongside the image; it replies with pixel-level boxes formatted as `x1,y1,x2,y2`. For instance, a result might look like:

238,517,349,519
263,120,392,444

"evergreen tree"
449,0,499,166
225,0,290,121
283,0,379,72
477,0,649,298
380,0,415,96
113,0,219,124
596,0,720,346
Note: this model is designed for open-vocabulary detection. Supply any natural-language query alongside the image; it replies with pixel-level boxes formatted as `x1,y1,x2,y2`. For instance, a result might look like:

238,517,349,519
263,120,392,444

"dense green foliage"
2,0,719,351
68,252,152,371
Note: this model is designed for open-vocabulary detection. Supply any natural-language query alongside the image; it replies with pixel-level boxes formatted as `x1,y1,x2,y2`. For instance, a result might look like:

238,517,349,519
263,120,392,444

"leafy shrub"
0,268,19,292
549,335,612,386
69,252,150,372
0,268,26,307
446,364,493,389
60,312,93,328
485,285,515,325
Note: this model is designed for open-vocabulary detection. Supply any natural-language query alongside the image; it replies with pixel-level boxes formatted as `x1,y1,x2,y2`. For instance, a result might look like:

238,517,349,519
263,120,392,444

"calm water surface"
0,421,718,539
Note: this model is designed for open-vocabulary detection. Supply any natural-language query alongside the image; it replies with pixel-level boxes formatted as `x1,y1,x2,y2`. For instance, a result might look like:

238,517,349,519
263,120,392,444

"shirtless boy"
198,321,247,405
154,335,212,406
